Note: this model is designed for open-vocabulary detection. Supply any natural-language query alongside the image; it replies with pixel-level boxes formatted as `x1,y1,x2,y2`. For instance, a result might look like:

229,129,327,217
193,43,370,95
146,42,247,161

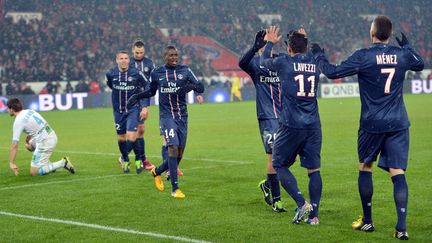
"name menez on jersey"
293,63,316,73
376,54,397,65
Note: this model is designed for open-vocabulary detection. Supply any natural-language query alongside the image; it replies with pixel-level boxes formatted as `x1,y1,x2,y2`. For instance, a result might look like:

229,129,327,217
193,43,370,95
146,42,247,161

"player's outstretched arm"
9,142,19,176
314,49,363,79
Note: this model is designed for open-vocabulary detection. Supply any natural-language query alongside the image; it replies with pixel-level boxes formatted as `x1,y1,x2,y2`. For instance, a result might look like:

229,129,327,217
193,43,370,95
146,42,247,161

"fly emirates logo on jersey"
160,82,181,93
260,70,279,83
113,81,136,91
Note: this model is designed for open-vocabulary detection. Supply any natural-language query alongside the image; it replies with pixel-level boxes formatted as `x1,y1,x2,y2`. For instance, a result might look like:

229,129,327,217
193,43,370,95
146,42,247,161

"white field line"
0,174,131,191
0,211,212,243
0,147,255,165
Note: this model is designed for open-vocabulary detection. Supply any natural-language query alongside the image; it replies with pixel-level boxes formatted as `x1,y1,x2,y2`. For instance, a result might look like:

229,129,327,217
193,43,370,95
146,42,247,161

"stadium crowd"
0,0,430,93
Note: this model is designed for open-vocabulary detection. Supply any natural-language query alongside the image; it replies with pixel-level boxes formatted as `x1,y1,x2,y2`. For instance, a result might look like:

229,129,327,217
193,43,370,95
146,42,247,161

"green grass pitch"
0,94,431,242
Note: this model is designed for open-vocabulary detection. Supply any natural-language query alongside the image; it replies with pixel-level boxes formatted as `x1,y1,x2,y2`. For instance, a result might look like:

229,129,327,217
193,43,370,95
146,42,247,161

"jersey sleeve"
106,71,113,89
259,42,283,71
316,50,364,79
238,47,256,75
403,45,424,72
12,120,24,142
138,71,151,107
187,68,205,94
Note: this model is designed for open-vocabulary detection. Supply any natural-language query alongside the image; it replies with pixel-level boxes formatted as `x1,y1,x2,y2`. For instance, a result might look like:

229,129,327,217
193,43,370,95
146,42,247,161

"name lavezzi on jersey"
293,63,316,73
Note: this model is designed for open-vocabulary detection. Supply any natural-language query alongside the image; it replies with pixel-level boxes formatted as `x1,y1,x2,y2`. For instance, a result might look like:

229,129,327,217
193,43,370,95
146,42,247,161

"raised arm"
259,26,282,71
395,32,424,71
239,30,267,73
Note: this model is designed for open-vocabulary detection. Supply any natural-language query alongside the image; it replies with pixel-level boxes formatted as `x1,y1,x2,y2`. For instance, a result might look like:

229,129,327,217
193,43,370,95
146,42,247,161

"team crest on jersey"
144,67,149,72
178,74,183,80
128,77,133,81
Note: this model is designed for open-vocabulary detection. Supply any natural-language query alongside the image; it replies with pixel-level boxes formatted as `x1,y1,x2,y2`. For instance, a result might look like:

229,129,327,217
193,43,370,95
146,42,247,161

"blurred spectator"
6,81,17,95
75,80,89,93
19,82,35,95
55,81,63,94
89,80,101,93
65,81,74,93
45,81,55,94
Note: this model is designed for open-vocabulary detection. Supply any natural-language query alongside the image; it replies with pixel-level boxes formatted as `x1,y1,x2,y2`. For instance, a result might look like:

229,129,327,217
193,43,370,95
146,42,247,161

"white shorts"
31,132,58,168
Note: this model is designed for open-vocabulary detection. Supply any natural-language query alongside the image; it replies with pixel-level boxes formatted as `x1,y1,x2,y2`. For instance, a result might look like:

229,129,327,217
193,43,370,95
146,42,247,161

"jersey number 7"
381,68,395,94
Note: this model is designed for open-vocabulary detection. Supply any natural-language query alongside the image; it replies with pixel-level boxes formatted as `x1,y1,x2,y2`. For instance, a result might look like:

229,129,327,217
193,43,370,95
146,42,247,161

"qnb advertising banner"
320,83,360,98
411,80,432,94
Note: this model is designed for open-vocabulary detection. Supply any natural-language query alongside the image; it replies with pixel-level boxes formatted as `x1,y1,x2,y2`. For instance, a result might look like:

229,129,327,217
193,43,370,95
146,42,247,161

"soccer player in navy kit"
130,39,155,171
260,26,323,225
106,50,149,174
239,30,286,213
128,45,204,198
312,16,423,240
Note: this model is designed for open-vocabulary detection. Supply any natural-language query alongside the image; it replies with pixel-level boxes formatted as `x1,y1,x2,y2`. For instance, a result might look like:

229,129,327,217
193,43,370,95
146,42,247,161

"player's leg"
379,129,409,240
301,129,322,225
266,153,285,212
273,126,309,223
126,109,142,173
31,134,73,176
114,111,129,171
175,118,188,177
137,122,154,171
353,129,383,232
258,120,283,210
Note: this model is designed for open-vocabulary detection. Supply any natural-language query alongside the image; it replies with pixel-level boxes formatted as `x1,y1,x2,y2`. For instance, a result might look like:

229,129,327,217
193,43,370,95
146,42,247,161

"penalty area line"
0,211,212,243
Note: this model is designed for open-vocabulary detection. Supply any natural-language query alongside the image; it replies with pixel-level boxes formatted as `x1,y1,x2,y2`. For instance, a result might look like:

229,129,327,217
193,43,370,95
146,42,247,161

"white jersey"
12,109,54,143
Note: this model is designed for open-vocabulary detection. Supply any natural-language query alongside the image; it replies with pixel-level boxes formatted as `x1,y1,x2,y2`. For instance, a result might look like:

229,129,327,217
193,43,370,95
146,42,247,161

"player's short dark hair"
133,39,145,48
287,30,308,54
163,45,178,56
7,98,23,112
116,50,129,57
373,15,392,41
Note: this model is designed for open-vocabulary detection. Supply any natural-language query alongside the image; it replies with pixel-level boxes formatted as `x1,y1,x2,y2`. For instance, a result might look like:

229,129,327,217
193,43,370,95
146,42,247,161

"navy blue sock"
161,145,168,163
126,140,135,162
118,141,129,162
136,138,145,161
168,156,179,192
276,167,305,207
358,171,373,224
308,171,322,218
132,140,141,162
267,173,280,202
392,174,408,231
155,160,168,175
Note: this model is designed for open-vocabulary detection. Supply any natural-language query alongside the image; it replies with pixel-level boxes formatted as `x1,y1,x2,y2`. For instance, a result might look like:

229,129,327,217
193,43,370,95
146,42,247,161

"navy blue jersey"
130,57,154,107
239,47,282,120
150,65,203,119
260,42,321,129
106,66,148,113
315,43,424,133
130,57,155,79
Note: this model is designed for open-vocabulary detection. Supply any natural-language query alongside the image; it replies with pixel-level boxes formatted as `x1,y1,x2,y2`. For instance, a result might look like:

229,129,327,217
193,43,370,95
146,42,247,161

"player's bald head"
371,16,392,41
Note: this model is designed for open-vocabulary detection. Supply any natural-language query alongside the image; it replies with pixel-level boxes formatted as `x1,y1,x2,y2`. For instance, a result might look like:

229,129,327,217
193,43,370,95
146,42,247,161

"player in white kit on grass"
7,98,75,176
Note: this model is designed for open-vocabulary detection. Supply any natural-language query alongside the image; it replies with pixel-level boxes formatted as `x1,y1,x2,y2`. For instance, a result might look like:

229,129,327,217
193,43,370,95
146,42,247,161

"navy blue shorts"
258,119,280,154
358,128,409,171
113,108,140,135
272,125,321,169
160,117,188,148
